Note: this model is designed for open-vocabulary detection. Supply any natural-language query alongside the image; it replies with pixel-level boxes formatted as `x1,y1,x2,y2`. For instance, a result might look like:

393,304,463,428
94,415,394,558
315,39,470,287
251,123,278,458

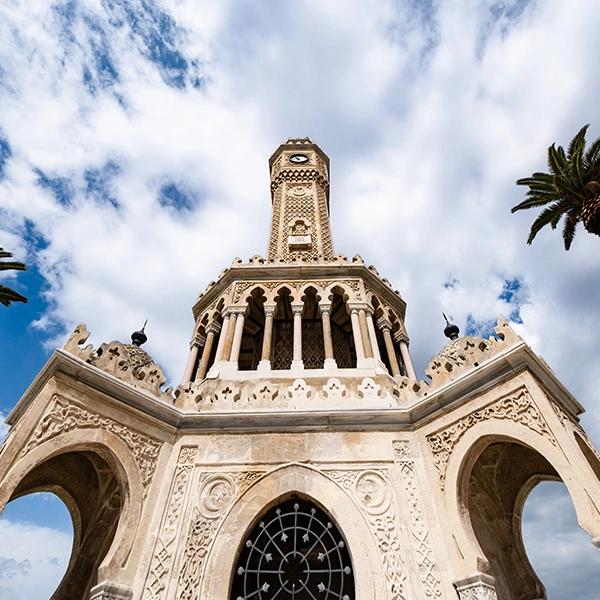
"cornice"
6,341,583,435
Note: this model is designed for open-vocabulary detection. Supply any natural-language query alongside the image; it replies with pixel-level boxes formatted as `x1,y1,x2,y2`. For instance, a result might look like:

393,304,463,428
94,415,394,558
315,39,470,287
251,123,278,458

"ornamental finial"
443,313,460,341
131,319,148,347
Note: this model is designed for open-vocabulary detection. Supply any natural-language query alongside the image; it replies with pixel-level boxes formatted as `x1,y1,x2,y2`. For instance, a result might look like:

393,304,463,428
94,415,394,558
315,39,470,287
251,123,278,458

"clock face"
289,153,309,164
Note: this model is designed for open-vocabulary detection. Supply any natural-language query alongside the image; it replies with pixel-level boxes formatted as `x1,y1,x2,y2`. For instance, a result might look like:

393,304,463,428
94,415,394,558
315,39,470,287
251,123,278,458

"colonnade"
183,297,416,383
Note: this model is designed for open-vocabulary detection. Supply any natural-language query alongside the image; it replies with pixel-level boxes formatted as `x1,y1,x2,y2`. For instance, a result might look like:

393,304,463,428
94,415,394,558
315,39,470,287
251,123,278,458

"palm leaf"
562,211,579,250
526,202,570,244
567,125,588,186
0,260,26,272
0,285,28,306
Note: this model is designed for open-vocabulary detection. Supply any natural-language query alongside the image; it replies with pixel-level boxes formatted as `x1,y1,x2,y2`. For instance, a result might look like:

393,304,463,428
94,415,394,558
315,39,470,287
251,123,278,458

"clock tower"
1,139,600,600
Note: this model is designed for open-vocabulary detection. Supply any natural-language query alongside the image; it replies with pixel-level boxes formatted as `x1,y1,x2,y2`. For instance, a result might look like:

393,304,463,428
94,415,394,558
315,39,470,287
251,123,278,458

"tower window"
230,498,355,599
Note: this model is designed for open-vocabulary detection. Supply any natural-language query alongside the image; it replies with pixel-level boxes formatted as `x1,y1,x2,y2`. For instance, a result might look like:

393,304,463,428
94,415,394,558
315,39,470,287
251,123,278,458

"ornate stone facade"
1,139,599,600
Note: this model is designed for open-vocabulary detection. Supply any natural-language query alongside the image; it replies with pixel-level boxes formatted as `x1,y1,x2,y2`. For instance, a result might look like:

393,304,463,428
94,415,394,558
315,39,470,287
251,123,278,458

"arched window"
230,498,355,599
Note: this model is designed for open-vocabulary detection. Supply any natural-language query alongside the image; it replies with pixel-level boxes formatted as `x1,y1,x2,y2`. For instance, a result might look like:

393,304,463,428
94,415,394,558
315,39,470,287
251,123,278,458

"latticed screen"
230,498,355,600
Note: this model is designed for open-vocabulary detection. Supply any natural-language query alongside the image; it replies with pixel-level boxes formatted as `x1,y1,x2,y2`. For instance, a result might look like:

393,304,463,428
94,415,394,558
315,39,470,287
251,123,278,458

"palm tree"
512,124,600,250
0,248,27,306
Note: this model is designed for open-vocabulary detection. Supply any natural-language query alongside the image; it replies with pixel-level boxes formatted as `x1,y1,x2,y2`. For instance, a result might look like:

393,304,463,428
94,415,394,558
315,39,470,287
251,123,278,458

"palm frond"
0,260,26,272
562,211,579,250
526,202,570,244
511,194,558,213
0,285,28,307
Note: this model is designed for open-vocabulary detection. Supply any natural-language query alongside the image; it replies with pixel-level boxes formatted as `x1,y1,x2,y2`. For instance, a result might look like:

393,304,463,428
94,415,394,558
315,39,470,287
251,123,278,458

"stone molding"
426,387,556,489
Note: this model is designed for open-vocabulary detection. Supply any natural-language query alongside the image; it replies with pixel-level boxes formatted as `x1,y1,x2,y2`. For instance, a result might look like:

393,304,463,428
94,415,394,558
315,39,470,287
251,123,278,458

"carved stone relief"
325,468,408,600
22,395,162,495
393,441,443,599
426,387,557,489
143,446,198,599
175,470,264,600
63,324,171,399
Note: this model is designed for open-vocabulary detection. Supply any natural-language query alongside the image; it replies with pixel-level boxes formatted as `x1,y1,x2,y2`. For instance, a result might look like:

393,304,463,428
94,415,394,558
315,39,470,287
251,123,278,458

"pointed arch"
444,416,600,594
200,464,386,599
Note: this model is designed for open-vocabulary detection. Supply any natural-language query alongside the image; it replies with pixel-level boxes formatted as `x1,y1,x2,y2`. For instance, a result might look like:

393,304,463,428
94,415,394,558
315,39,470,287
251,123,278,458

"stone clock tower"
1,139,600,600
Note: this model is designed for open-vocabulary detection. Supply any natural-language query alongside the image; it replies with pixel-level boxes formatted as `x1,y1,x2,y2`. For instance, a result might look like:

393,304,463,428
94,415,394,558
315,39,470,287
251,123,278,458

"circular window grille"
230,498,355,600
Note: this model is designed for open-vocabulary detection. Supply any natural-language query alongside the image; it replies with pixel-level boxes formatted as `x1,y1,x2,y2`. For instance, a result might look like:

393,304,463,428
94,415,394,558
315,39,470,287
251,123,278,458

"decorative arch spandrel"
198,464,386,600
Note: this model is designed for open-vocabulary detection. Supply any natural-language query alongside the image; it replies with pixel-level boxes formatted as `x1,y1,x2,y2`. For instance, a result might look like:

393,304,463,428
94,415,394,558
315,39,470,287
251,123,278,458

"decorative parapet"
424,317,522,388
63,324,173,401
175,375,411,412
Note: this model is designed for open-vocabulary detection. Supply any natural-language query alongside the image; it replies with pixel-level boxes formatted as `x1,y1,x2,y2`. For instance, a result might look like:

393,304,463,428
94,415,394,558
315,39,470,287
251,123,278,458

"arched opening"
301,287,324,369
465,439,600,600
229,496,355,599
273,288,294,370
2,450,124,599
239,288,266,371
329,287,356,368
0,491,73,599
522,480,600,599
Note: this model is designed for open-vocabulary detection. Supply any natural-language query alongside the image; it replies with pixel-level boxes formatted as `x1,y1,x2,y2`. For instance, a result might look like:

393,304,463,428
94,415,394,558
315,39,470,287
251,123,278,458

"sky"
1,0,600,598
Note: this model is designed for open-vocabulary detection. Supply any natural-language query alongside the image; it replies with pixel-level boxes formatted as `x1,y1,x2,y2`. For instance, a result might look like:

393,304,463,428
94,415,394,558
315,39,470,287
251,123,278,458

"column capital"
224,305,247,317
291,303,304,316
393,322,409,344
190,333,205,348
263,303,277,317
347,302,371,315
205,321,222,335
377,317,393,332
318,302,332,315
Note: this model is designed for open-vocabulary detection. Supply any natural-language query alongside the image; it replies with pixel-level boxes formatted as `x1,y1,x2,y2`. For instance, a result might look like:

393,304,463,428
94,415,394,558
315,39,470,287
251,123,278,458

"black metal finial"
131,319,148,347
443,313,460,340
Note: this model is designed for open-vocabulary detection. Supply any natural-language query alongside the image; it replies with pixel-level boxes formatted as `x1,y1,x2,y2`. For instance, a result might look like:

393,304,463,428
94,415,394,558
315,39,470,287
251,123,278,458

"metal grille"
302,321,324,369
231,498,354,600
272,321,293,370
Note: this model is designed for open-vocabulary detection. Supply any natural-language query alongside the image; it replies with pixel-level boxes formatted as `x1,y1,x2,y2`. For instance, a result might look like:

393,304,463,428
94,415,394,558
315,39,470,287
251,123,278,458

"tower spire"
267,138,333,261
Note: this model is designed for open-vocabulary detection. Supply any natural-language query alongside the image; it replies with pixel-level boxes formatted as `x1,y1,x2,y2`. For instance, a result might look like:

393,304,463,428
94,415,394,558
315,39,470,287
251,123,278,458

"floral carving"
326,468,407,600
23,395,162,494
427,387,556,489
176,470,264,599
143,446,197,599
393,441,442,598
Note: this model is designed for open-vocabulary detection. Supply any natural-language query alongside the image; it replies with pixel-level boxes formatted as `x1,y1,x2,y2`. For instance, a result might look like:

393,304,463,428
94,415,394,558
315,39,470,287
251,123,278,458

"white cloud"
0,414,8,444
1,0,600,596
0,519,72,600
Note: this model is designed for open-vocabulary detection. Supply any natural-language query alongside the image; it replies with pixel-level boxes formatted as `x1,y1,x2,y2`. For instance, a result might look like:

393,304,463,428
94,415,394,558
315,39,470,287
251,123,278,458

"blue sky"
1,0,600,598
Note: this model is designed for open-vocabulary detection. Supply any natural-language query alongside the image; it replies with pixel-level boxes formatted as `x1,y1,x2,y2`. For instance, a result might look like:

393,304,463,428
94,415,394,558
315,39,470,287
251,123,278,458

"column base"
323,358,338,371
356,357,378,369
454,573,497,599
257,360,272,372
89,581,132,600
290,360,304,372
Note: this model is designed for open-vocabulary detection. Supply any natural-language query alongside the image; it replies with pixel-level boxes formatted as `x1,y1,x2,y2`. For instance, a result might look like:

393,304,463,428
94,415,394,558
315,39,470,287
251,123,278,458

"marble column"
349,308,365,363
182,334,202,384
220,311,238,363
213,312,231,364
291,304,304,370
358,309,374,358
258,305,276,371
319,303,337,369
196,323,220,380
230,310,246,367
395,322,416,380
365,310,381,361
378,318,401,377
